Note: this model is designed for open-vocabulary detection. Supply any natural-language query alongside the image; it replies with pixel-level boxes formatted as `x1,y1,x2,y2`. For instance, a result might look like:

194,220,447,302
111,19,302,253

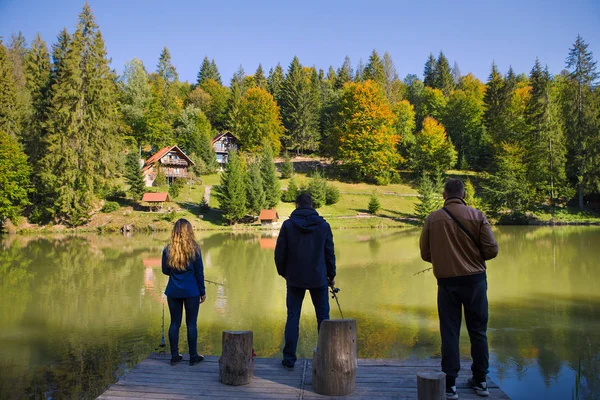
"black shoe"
468,378,490,397
445,385,458,399
281,360,294,369
189,355,205,366
170,355,183,365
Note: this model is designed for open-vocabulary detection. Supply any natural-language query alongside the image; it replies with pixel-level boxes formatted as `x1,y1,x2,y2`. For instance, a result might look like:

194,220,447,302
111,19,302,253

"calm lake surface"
1,226,599,399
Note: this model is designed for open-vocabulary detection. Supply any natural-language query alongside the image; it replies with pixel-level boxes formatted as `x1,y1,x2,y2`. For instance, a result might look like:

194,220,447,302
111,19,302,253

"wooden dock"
98,354,510,399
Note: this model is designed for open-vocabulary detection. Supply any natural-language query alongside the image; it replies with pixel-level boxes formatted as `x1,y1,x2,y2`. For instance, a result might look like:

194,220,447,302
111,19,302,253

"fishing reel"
330,286,340,297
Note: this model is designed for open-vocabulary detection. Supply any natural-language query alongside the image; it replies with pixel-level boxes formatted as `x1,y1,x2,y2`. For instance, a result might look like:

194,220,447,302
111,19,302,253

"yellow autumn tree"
333,81,401,183
410,117,457,174
238,87,283,153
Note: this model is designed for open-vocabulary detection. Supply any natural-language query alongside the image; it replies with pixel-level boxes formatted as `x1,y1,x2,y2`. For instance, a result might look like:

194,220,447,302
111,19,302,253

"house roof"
259,209,279,221
142,145,195,172
142,258,162,267
259,237,277,249
142,192,170,203
211,131,238,144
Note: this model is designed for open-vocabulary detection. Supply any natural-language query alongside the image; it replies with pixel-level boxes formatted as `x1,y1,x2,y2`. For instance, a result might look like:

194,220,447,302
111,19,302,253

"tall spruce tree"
7,32,30,141
0,41,20,139
280,57,320,153
24,34,51,165
354,58,365,82
125,151,146,201
434,51,455,96
214,148,247,224
196,56,222,86
254,63,268,90
38,3,122,225
335,56,353,89
452,62,462,85
260,142,281,208
414,172,439,221
226,65,245,134
382,51,399,103
267,63,285,104
423,53,436,87
564,35,599,209
245,159,266,215
363,49,386,88
483,62,510,143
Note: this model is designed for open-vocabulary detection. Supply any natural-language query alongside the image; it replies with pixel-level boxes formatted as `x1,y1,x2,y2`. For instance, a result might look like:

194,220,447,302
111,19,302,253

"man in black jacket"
275,193,336,368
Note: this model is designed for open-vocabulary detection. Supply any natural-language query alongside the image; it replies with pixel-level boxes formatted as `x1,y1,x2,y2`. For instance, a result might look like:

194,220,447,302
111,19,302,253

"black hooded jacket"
274,207,336,288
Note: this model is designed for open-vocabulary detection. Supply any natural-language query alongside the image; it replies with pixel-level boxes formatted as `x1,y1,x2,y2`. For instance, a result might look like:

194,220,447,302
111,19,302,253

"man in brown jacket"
420,179,498,399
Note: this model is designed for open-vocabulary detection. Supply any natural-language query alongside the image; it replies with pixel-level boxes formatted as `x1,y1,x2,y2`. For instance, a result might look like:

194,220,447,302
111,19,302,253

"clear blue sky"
1,0,599,85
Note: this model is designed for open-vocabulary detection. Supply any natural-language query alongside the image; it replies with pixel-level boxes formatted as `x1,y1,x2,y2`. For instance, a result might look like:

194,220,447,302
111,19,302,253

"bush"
154,168,167,187
325,184,340,205
368,193,380,214
101,201,120,213
390,171,401,184
162,211,178,222
375,173,390,186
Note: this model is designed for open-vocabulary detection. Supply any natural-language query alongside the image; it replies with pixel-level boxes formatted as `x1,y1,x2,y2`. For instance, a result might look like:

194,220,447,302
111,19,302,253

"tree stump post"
312,319,357,396
219,331,254,386
417,370,446,400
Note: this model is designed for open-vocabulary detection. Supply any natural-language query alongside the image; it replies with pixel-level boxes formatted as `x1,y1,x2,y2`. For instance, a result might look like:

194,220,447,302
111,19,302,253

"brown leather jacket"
420,198,498,284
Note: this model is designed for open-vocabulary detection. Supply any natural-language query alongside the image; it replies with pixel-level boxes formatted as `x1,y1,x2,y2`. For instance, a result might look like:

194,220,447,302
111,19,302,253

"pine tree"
423,53,436,87
38,3,122,225
363,49,386,88
196,57,222,86
267,63,285,104
7,32,30,141
354,58,364,82
209,59,222,85
125,151,146,201
245,159,266,215
280,57,320,153
153,47,181,126
260,142,281,208
280,151,293,179
306,170,327,208
226,65,245,134
434,51,455,96
214,148,247,224
483,62,510,144
24,33,51,165
368,192,381,214
0,41,20,139
564,35,599,209
382,51,398,102
0,130,31,225
335,56,353,89
414,172,439,221
452,62,462,85
157,47,178,83
254,63,268,90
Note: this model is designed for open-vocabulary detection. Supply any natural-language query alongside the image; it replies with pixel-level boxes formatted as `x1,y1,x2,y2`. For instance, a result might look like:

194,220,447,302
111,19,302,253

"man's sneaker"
468,378,490,397
281,360,294,369
170,354,183,365
446,385,458,399
189,355,204,366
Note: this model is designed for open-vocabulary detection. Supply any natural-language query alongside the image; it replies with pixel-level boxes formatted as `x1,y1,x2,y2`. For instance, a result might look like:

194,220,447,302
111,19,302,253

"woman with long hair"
162,219,206,365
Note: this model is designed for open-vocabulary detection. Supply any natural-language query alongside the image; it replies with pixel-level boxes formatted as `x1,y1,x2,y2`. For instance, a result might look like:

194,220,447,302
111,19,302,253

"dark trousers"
167,296,200,357
283,285,330,365
437,280,489,382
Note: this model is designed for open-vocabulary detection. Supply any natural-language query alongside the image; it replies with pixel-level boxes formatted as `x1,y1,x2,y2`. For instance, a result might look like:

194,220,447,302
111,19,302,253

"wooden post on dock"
219,331,254,386
417,370,446,400
312,319,357,396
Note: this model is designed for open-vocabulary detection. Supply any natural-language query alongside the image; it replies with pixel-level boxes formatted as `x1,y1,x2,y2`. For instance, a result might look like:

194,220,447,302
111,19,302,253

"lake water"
1,226,599,399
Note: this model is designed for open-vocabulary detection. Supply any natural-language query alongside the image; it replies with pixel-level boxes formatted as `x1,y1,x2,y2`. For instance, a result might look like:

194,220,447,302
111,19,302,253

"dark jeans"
283,285,330,366
438,280,489,382
167,296,200,357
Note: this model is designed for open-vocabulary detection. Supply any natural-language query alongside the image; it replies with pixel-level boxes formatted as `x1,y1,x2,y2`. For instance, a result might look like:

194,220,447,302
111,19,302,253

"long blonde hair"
167,219,199,270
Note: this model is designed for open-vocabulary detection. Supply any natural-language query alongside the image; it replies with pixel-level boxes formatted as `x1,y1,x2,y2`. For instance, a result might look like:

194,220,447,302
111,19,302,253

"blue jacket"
162,246,206,298
274,207,336,288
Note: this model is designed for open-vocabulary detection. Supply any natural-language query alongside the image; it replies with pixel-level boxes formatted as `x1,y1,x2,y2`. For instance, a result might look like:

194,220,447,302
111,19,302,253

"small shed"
142,192,170,211
259,209,279,227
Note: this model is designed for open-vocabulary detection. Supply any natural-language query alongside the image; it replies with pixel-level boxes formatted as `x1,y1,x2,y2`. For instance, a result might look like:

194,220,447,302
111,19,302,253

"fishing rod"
205,278,226,287
330,286,344,319
413,267,433,276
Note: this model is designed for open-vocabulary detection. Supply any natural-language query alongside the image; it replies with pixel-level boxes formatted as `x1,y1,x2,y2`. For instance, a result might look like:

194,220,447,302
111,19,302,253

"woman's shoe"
170,355,183,365
189,355,205,366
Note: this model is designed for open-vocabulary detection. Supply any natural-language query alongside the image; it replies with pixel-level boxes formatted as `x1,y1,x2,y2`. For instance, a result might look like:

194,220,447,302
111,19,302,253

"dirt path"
204,185,212,202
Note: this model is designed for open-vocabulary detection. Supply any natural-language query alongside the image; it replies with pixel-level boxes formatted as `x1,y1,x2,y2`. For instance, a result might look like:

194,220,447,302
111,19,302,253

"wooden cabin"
142,146,195,187
211,131,238,167
259,209,279,227
141,192,170,211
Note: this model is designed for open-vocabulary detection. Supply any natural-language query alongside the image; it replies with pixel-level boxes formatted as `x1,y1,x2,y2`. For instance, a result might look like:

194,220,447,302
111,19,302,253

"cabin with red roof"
259,209,279,227
211,131,238,167
142,146,195,187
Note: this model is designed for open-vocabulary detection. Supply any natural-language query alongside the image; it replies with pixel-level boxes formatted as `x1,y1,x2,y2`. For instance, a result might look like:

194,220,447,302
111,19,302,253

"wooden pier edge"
98,354,511,399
